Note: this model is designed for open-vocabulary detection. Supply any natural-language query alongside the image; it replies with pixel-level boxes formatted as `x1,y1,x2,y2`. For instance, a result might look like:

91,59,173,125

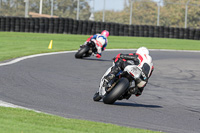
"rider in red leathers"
103,47,154,97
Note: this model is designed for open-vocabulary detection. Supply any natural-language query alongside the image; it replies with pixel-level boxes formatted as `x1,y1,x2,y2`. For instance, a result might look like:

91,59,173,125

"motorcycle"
93,61,146,104
75,41,97,58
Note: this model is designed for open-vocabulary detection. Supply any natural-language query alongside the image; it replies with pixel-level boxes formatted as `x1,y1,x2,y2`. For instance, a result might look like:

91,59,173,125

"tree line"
0,0,199,28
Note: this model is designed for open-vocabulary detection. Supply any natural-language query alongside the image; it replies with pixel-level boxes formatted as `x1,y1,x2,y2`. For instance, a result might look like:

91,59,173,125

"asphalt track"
0,50,200,133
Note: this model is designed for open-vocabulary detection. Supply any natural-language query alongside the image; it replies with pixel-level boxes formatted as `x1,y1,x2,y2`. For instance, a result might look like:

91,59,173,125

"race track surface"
0,50,200,133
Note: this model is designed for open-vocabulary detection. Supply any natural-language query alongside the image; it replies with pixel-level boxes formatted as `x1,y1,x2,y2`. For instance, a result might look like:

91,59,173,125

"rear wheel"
103,78,129,104
75,46,90,58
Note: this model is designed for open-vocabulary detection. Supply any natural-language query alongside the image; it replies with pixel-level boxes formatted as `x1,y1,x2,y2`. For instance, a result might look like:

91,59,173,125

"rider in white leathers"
81,30,109,58
99,47,154,98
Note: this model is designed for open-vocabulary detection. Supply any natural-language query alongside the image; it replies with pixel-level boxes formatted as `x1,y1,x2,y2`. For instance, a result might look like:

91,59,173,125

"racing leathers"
104,52,154,97
83,34,108,58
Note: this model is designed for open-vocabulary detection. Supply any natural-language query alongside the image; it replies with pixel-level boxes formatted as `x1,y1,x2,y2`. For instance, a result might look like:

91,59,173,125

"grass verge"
0,32,199,61
0,107,160,133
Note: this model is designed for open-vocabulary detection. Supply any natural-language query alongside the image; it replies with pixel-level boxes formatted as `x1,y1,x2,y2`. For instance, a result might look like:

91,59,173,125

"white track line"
0,51,76,67
0,49,200,109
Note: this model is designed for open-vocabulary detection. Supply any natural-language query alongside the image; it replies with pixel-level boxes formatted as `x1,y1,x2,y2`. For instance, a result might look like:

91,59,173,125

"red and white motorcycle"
93,62,147,104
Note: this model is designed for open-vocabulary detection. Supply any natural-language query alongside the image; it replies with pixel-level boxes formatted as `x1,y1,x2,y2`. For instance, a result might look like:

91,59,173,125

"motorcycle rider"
81,30,109,58
103,47,154,97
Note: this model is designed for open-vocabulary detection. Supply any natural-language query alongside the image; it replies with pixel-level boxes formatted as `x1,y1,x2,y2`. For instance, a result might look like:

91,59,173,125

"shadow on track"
113,102,162,108
78,58,112,62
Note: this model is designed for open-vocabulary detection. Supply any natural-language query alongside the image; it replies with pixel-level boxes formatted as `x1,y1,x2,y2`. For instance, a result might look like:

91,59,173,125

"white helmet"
136,47,149,55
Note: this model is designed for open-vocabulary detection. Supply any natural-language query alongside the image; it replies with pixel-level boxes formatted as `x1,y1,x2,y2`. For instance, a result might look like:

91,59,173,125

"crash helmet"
101,30,109,38
136,47,149,55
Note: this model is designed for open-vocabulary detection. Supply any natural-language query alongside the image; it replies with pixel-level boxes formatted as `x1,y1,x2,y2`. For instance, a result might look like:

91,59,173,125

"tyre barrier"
10,17,16,32
39,18,44,33
149,25,154,37
134,25,139,37
29,18,35,32
124,25,129,36
88,21,94,35
105,23,111,34
143,25,149,37
5,17,11,31
159,26,164,38
48,18,54,33
53,18,59,33
119,24,124,36
100,22,105,32
154,26,159,38
184,28,189,39
109,23,115,36
179,28,184,39
82,21,88,35
194,29,200,40
0,16,199,40
114,23,119,36
90,21,96,35
129,25,134,36
95,22,101,34
68,18,74,34
0,17,5,31
63,18,69,34
77,20,83,34
139,25,144,37
15,17,20,32
20,18,25,32
58,18,64,34
44,18,49,33
25,18,30,32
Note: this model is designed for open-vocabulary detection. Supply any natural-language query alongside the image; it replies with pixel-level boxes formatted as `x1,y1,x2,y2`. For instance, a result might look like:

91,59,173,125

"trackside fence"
0,16,199,40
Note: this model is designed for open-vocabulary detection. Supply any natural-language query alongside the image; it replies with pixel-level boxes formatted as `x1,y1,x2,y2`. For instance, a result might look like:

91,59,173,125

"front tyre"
75,46,90,58
103,78,129,104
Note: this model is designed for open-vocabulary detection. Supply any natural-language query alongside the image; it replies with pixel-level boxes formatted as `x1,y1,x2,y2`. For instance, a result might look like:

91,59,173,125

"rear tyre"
93,92,102,101
75,46,90,58
103,78,129,104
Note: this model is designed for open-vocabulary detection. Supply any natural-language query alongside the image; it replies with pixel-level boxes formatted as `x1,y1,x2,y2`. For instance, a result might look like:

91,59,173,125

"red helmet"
101,30,109,37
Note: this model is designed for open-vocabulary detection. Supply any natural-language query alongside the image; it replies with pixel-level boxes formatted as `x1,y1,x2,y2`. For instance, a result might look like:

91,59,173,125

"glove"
96,53,101,58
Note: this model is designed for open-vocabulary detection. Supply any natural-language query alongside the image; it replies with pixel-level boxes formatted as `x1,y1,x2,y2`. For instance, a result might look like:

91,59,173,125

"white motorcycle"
93,62,147,104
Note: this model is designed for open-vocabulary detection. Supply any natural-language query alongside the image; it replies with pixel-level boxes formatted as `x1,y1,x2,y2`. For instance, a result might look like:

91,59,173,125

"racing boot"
103,65,121,87
103,73,115,88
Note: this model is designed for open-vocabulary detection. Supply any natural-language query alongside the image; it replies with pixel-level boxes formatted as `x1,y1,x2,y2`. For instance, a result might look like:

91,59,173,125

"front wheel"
103,78,129,104
75,46,90,58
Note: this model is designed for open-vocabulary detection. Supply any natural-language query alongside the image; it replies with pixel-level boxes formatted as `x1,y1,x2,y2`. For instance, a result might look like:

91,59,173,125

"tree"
0,0,25,17
53,0,91,19
161,0,200,28
0,0,91,19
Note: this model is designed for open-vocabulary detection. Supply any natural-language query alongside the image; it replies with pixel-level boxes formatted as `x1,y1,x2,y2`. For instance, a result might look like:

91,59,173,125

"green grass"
1,31,199,133
0,32,199,61
0,107,160,133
